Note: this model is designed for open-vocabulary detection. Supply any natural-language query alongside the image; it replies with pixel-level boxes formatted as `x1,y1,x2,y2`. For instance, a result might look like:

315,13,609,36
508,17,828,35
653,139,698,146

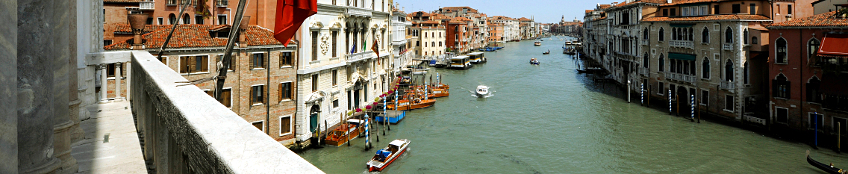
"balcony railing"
822,94,848,113
127,51,323,173
139,1,154,10
682,74,695,83
346,50,375,63
639,67,648,76
346,7,372,17
723,43,732,50
669,40,693,49
216,0,228,7
721,81,735,90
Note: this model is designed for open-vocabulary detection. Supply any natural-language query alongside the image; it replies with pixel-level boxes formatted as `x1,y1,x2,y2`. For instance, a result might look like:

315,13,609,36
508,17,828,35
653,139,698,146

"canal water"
298,37,848,173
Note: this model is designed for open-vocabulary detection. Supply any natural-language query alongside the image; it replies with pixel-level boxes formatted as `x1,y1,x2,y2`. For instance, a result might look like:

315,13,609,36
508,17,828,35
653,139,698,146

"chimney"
127,11,148,50
239,16,251,47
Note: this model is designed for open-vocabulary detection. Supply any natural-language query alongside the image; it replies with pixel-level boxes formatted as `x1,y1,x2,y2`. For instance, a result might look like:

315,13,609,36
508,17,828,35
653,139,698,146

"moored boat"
449,55,472,70
375,110,406,124
366,139,411,172
469,52,486,63
807,150,846,174
323,119,364,146
534,41,541,46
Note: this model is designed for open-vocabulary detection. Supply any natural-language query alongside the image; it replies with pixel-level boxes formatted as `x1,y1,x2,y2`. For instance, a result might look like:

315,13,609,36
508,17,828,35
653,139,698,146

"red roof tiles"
105,24,285,50
768,11,848,28
642,14,771,22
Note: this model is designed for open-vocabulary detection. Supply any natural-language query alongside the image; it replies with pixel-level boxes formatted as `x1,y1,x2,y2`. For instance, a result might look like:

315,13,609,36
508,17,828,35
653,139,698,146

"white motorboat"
367,139,411,172
476,85,489,97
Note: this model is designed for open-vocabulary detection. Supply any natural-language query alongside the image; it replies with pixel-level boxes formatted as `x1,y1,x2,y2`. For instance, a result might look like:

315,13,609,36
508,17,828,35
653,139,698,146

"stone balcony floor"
71,101,148,174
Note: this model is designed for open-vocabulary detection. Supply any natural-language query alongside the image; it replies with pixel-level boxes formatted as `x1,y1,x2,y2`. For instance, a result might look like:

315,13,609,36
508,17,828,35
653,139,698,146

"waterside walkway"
71,101,147,174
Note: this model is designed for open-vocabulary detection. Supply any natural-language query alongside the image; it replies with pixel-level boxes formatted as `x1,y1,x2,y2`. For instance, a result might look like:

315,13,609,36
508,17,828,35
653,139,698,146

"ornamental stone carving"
320,35,330,55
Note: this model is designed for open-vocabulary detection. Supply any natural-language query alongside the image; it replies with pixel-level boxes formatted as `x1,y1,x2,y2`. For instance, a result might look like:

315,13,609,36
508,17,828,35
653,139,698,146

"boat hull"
367,139,411,172
323,125,361,146
376,111,406,124
807,155,844,174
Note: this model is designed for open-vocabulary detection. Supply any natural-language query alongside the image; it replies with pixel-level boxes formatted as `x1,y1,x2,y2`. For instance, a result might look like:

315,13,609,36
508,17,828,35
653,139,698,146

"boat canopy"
468,52,483,56
450,55,469,60
389,140,406,147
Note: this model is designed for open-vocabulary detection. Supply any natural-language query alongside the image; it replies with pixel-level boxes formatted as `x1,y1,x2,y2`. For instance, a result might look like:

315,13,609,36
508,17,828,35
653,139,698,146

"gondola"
807,150,846,174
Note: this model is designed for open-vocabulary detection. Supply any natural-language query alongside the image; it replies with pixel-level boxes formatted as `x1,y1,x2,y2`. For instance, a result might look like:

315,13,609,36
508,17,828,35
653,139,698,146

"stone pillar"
99,64,108,103
17,0,61,173
1,1,18,173
125,61,130,101
51,0,78,172
68,0,84,144
115,63,122,101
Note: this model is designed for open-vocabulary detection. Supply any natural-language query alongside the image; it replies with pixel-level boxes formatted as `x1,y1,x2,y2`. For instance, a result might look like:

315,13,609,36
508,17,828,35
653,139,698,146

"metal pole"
627,80,631,103
214,0,249,101
815,112,818,147
156,2,191,61
266,49,270,134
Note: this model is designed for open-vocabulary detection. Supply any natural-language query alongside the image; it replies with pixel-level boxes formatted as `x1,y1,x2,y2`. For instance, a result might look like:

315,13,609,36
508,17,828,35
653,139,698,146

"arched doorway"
309,105,320,133
677,86,690,116
354,80,362,108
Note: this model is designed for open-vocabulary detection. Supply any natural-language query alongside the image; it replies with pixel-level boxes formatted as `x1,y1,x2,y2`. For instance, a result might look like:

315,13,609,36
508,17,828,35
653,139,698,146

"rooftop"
105,24,286,50
642,14,771,22
768,11,848,28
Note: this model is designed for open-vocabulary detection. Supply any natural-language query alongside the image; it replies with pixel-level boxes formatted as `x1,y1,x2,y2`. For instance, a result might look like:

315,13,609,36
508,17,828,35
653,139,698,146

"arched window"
776,38,787,64
688,28,694,41
743,62,749,84
725,60,734,81
807,77,821,103
725,27,733,43
702,27,709,43
183,13,190,24
774,74,790,98
809,38,820,65
431,41,435,47
643,54,649,68
168,13,176,24
702,58,710,79
659,54,665,72
643,28,649,40
689,59,696,75
439,41,442,47
752,36,758,44
743,29,749,44
672,28,677,40
659,28,664,41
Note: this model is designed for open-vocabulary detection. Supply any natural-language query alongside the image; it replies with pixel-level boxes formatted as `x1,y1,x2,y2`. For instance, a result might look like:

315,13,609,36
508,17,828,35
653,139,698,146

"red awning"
818,34,848,57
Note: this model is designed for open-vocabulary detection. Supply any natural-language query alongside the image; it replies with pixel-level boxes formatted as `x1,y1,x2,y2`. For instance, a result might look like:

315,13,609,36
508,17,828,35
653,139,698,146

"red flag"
274,0,317,46
371,39,379,58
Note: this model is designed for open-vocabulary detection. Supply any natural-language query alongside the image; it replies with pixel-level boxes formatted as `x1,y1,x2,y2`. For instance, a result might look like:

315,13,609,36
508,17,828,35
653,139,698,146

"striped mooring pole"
365,113,370,149
668,89,672,114
690,94,695,121
640,83,644,105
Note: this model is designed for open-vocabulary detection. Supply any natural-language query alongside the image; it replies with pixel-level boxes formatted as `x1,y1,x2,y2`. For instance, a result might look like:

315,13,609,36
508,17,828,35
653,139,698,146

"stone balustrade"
129,51,323,174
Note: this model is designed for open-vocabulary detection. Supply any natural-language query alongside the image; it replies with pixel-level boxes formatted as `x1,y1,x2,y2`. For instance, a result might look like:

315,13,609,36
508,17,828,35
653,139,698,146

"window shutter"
223,89,231,107
201,56,208,72
279,83,283,102
250,87,254,104
180,57,187,73
189,56,197,73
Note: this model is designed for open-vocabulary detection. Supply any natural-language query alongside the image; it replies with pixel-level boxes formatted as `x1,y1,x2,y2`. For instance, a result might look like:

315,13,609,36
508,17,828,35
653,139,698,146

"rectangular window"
663,9,668,16
682,7,689,16
156,17,163,25
251,53,265,69
218,15,227,25
195,15,203,24
750,4,756,15
788,5,792,14
658,82,665,95
332,31,338,57
732,4,741,14
311,31,319,61
701,90,709,105
220,88,232,108
714,5,720,14
250,85,265,105
333,99,339,108
776,107,788,124
701,6,708,15
179,55,209,73
725,95,734,111
809,113,824,130
312,74,319,92
279,52,292,67
252,121,264,132
279,82,292,101
332,70,338,86
280,116,291,135
670,8,676,16
218,54,236,71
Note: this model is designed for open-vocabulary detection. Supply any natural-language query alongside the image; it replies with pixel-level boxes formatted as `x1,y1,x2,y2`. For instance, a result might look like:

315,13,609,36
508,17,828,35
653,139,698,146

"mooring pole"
668,89,672,114
640,83,644,106
690,94,695,122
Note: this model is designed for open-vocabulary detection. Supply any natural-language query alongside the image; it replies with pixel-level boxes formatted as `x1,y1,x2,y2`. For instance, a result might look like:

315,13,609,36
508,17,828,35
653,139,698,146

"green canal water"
298,37,848,173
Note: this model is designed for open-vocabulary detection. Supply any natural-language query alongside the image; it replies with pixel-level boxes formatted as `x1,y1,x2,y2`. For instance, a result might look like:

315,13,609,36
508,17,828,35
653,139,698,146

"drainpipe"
799,28,804,135
266,48,271,135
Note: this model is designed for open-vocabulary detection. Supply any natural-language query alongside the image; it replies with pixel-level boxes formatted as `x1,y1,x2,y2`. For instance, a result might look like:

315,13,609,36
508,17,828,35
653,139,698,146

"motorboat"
530,58,540,65
542,50,550,54
323,119,364,146
534,41,541,46
476,85,489,97
367,139,411,172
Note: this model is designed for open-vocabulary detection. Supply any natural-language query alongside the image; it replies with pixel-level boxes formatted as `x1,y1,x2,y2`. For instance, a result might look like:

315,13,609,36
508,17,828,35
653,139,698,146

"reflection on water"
298,37,848,174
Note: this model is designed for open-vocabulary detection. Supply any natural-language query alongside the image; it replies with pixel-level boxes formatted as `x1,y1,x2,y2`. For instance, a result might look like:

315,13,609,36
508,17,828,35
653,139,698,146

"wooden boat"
542,50,550,54
534,41,541,46
807,151,846,174
387,95,436,111
323,119,364,146
375,110,406,124
428,88,449,98
366,139,411,172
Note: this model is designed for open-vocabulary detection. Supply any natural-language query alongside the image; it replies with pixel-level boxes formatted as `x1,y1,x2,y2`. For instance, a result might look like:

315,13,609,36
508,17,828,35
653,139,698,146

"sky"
392,0,600,23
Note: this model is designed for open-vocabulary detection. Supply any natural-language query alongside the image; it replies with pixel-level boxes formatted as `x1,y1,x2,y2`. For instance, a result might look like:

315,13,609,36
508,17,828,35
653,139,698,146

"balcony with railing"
216,0,228,7
721,80,736,90
346,7,372,17
669,40,693,49
639,67,648,76
125,51,323,173
723,43,732,50
139,1,154,10
346,50,376,63
822,93,848,113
